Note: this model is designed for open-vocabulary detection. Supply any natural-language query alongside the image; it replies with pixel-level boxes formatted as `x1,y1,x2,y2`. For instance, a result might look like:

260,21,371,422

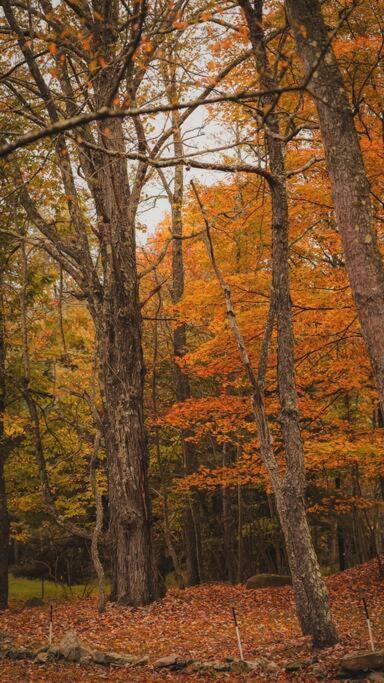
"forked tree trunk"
0,275,8,611
237,0,337,646
285,0,384,416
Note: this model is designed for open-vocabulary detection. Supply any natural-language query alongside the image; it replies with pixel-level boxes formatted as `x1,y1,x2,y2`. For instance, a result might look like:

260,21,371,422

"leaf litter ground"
1,558,383,681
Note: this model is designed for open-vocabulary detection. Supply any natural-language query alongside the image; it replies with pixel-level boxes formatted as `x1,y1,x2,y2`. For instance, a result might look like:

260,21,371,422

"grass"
8,574,98,605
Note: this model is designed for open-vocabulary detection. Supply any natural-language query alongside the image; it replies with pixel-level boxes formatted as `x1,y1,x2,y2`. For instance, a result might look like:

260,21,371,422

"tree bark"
236,0,337,646
194,178,337,646
89,435,106,613
285,0,384,417
164,56,202,586
0,267,8,611
94,154,157,603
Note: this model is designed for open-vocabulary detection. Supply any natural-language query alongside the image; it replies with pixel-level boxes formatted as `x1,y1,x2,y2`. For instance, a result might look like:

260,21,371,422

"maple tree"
0,0,383,667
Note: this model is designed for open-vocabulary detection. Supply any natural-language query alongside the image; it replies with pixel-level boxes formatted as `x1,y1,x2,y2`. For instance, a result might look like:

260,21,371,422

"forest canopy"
0,0,383,656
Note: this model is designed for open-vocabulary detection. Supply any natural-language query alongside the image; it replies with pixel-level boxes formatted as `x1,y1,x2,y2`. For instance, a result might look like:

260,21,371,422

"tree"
160,41,203,586
224,0,337,645
285,0,384,418
0,0,194,603
0,247,9,610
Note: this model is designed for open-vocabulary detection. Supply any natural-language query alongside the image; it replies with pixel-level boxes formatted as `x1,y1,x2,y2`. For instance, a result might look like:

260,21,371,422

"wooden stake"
231,607,244,661
362,598,375,652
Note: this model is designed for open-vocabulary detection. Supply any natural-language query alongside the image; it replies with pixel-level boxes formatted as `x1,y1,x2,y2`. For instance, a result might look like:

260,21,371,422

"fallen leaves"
1,558,383,681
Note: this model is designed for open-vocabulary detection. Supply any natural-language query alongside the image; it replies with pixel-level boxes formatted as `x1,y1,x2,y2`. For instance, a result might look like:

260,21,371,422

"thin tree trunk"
237,483,243,584
222,444,235,583
192,180,337,647
236,0,337,646
285,0,384,417
90,435,106,613
151,294,185,589
163,54,202,586
0,266,8,611
335,478,347,571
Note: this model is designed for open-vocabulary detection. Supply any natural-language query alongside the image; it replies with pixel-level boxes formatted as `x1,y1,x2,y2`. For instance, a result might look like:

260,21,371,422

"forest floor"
1,559,383,682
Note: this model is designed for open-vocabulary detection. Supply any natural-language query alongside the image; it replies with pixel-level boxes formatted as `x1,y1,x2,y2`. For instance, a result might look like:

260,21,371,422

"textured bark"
94,124,156,602
167,65,202,586
90,436,106,613
285,0,384,417
236,0,337,647
0,271,8,611
194,177,337,646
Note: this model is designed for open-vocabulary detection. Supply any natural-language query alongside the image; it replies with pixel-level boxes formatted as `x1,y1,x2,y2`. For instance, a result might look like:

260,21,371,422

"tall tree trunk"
90,435,106,614
222,444,235,583
166,59,202,585
94,128,157,602
237,0,337,646
152,293,185,589
0,269,8,611
1,0,159,606
194,179,337,646
90,19,158,600
285,0,384,417
237,483,243,583
335,478,347,571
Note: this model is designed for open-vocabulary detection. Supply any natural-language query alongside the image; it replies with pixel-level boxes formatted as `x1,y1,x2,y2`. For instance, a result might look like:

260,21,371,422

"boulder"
153,653,187,670
192,660,230,672
212,662,231,672
34,651,49,664
341,650,384,673
7,646,36,660
246,574,292,589
230,659,259,673
55,630,93,663
285,659,309,672
93,651,148,667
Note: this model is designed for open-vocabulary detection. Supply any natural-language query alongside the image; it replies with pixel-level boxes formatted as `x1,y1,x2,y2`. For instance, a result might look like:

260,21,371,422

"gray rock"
56,630,93,663
213,662,231,671
285,659,309,672
192,660,230,672
153,653,187,670
131,655,149,667
7,646,36,660
93,651,147,667
341,650,384,673
230,659,258,673
35,651,49,664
